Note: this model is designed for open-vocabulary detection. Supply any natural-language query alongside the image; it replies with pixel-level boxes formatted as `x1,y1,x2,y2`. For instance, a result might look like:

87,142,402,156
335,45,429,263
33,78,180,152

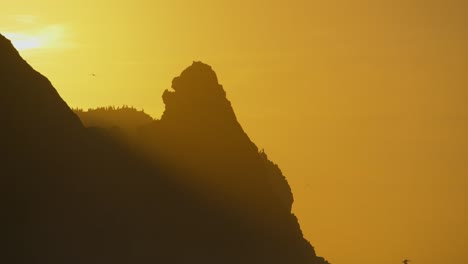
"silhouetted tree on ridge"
73,106,154,139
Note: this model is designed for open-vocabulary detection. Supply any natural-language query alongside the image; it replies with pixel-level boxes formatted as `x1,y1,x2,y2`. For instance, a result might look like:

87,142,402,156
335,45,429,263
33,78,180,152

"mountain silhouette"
1,33,328,264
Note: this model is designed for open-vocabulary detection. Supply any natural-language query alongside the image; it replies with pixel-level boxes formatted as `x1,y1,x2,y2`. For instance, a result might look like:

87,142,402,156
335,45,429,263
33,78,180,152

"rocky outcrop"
139,62,325,263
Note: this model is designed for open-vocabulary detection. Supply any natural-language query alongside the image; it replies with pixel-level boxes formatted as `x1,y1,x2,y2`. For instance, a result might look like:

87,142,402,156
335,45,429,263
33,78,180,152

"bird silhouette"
90,73,96,77
402,259,411,264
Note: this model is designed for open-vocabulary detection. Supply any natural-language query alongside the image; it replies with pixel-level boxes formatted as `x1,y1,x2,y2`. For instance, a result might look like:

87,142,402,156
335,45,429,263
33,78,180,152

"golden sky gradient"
2,1,467,263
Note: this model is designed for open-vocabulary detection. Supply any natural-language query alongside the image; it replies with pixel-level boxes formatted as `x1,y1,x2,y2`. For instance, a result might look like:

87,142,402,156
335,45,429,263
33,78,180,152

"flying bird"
402,259,411,264
90,73,96,77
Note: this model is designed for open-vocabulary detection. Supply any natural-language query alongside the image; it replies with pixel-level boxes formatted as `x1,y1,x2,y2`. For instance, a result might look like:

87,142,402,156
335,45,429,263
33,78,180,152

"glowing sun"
3,32,43,51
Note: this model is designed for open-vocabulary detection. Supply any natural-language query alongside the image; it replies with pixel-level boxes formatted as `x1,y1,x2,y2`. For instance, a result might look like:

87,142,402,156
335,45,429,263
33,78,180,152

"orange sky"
2,1,467,263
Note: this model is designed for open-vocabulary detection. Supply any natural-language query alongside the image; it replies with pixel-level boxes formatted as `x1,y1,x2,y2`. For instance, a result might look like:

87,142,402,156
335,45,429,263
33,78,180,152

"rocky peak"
171,61,223,94
161,61,233,123
0,33,82,133
0,34,29,73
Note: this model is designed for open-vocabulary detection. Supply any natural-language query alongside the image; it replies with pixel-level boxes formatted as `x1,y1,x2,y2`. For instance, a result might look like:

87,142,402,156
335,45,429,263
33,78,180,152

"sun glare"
3,32,43,51
3,25,68,51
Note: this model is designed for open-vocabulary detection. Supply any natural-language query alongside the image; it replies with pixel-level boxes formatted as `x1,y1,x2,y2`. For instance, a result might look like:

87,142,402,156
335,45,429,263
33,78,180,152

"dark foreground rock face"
1,33,328,264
